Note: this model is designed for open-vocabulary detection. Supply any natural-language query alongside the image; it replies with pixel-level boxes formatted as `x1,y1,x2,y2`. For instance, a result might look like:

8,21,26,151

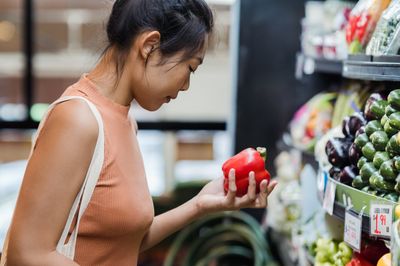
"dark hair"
105,0,214,78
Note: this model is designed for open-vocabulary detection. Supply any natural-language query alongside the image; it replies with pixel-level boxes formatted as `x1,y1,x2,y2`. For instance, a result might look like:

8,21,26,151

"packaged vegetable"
346,0,391,53
367,0,400,55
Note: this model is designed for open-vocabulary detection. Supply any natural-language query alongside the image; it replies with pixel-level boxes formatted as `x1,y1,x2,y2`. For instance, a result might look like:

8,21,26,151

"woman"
5,0,277,265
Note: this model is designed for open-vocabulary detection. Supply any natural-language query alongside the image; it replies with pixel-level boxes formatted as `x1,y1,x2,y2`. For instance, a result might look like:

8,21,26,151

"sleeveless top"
53,75,154,265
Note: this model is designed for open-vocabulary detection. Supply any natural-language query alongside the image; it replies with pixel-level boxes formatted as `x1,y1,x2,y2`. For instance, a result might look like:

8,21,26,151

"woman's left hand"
194,169,278,216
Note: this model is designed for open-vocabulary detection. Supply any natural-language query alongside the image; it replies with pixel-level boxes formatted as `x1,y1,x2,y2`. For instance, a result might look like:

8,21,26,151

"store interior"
1,0,400,265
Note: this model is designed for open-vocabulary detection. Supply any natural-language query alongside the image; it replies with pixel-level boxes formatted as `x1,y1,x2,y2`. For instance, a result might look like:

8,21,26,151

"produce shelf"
329,177,396,240
296,53,343,79
343,55,400,82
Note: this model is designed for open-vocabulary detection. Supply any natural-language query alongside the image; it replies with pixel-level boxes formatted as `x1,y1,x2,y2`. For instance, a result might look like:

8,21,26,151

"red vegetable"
222,147,270,197
346,252,374,266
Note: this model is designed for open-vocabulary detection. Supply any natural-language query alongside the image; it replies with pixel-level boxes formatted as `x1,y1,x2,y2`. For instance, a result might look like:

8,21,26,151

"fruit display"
366,0,400,56
345,0,391,54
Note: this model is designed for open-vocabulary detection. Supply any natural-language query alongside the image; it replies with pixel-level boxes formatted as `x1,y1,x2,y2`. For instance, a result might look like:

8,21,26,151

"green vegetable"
370,172,396,191
360,162,376,181
352,175,369,189
395,182,400,193
369,131,388,151
384,120,398,136
381,114,389,126
338,242,352,260
386,104,397,116
357,157,368,169
379,159,397,181
388,134,400,154
389,112,400,130
361,142,376,161
394,156,400,171
365,120,383,136
384,192,399,202
373,151,390,169
355,133,369,149
370,100,388,120
388,89,400,109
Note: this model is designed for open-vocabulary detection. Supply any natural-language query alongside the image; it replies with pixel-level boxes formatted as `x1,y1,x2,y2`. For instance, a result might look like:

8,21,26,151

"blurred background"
2,0,400,265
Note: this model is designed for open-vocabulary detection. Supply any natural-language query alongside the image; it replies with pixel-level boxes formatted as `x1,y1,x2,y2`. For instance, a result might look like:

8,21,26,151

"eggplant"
339,165,358,185
325,137,352,167
329,167,341,180
373,151,390,169
355,126,366,137
348,112,367,136
364,93,384,120
349,143,361,166
388,89,400,110
342,116,351,137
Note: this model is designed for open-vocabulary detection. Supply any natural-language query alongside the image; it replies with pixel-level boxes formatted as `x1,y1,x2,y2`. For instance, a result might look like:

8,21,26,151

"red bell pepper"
222,147,271,197
346,252,374,266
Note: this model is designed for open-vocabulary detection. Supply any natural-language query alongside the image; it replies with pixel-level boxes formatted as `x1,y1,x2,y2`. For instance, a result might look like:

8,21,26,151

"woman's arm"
7,100,98,266
140,170,277,252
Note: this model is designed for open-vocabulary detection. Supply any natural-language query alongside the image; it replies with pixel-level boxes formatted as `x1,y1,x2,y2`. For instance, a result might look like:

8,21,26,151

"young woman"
5,0,277,265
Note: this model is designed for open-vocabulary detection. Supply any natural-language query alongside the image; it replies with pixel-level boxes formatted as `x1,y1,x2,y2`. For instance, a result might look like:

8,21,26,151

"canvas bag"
0,96,104,264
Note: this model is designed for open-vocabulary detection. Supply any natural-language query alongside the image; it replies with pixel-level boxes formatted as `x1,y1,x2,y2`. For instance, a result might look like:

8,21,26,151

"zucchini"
370,100,388,120
369,131,389,151
386,104,397,116
384,120,398,136
360,162,376,181
389,112,400,130
379,159,397,181
361,142,376,161
355,133,369,149
352,175,368,189
383,192,399,202
357,157,368,169
373,151,390,169
381,115,389,126
388,89,400,109
365,120,383,136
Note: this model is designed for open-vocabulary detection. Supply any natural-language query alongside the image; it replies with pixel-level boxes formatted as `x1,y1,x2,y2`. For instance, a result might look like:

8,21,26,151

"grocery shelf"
343,55,400,82
296,53,343,79
329,177,396,240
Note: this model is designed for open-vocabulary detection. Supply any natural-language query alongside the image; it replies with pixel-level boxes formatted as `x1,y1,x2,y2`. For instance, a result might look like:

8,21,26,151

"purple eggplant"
348,112,367,136
329,167,342,180
342,116,351,137
325,137,353,167
349,142,362,166
339,165,358,185
355,126,366,137
364,93,384,121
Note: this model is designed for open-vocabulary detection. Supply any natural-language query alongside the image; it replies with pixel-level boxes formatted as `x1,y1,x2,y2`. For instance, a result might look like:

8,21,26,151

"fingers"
247,172,256,201
226,168,237,203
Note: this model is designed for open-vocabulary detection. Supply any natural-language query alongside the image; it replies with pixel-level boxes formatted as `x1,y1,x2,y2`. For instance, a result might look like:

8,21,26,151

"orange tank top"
56,75,154,265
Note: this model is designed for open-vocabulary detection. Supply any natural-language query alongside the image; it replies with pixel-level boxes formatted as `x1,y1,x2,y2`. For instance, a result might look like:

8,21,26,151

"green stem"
256,147,267,162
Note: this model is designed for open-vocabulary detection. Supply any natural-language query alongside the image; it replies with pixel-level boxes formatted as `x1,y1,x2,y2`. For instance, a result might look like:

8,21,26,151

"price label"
323,179,336,215
369,203,393,238
344,210,362,251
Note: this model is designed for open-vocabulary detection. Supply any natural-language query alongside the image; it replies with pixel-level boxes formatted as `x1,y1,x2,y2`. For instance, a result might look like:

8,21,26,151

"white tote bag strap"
0,96,104,264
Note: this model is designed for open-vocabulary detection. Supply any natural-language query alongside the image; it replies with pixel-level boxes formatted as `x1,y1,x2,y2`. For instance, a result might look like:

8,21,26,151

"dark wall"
234,0,323,174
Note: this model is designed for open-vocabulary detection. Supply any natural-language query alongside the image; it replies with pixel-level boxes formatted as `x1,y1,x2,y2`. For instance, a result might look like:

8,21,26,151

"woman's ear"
138,31,161,60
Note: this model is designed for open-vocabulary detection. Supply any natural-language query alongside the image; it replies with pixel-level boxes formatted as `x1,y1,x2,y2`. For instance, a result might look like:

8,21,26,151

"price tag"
344,210,362,251
323,179,336,215
369,202,393,238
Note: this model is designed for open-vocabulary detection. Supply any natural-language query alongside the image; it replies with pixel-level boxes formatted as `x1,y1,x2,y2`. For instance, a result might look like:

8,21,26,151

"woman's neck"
87,50,134,107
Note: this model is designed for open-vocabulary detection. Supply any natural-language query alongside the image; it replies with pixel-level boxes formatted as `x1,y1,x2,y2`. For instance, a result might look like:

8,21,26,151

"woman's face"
131,45,207,111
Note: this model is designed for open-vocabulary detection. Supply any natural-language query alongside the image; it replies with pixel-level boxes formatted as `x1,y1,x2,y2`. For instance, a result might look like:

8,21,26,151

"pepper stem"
256,147,267,161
